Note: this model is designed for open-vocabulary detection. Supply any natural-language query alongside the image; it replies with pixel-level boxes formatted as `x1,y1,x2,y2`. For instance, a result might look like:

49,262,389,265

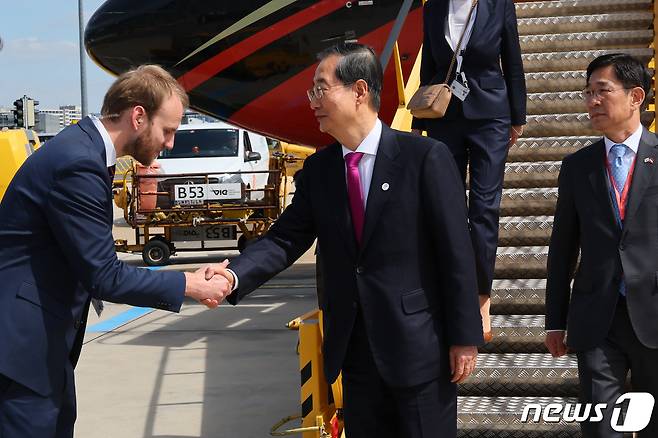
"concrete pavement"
72,208,319,438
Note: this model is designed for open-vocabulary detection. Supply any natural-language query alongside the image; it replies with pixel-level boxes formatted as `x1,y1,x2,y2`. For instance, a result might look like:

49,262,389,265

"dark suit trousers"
576,299,658,438
425,116,510,295
341,311,457,438
0,367,76,438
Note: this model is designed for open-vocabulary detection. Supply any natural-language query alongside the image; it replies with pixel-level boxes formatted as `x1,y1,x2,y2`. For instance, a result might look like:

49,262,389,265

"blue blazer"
227,125,483,387
413,0,527,129
0,117,185,397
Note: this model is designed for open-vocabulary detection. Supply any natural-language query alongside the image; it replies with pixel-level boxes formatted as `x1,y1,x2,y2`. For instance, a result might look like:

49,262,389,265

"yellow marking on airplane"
175,0,299,66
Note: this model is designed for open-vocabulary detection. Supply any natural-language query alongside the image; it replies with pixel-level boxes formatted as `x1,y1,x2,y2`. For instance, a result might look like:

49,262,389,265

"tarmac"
73,207,319,438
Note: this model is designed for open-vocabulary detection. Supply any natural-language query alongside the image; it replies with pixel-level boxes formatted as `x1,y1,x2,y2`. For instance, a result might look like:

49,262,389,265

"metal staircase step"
517,12,653,35
527,91,586,115
498,216,554,247
470,163,560,189
524,111,654,137
459,354,578,397
525,71,587,93
522,47,653,73
525,113,595,137
515,0,652,19
499,188,558,216
482,314,548,353
525,69,654,92
520,30,653,53
495,246,549,280
502,161,560,189
491,279,547,315
508,136,597,162
458,396,580,437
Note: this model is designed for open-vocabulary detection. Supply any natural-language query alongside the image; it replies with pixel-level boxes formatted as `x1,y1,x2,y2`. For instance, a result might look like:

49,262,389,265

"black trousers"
425,116,510,295
0,368,76,438
577,299,658,438
341,312,457,438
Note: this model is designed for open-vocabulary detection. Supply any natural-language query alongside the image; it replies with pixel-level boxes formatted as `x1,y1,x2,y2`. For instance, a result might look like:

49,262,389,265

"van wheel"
143,239,171,266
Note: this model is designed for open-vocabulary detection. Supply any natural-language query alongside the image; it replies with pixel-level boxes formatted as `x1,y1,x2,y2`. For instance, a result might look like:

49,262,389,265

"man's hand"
509,125,524,147
449,345,478,384
545,331,568,357
199,260,236,307
184,261,232,308
203,259,235,288
479,294,492,342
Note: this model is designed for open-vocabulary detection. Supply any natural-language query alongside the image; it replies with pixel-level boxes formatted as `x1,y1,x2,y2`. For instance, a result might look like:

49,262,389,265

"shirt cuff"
226,268,239,291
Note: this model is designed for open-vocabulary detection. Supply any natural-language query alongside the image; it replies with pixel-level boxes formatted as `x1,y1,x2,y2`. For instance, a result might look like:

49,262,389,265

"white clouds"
3,37,77,61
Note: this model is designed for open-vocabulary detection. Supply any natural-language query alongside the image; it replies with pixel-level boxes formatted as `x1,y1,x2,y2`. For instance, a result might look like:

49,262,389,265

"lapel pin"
381,183,390,191
645,157,654,164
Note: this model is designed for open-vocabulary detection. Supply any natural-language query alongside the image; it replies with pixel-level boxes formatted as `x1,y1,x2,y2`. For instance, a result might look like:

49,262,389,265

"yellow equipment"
0,129,41,202
112,152,305,265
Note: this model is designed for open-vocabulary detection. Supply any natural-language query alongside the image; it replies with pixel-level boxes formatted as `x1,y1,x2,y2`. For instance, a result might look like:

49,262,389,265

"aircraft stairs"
453,0,656,436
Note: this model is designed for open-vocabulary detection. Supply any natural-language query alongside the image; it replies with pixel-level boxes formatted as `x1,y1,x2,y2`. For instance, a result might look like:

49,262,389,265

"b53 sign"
174,183,242,202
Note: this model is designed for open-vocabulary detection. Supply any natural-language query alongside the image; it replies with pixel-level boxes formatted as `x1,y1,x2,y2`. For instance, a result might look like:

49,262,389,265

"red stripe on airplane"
178,0,346,91
228,7,423,147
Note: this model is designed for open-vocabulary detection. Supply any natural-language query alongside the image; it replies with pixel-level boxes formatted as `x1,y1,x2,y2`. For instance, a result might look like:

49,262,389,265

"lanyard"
604,152,637,221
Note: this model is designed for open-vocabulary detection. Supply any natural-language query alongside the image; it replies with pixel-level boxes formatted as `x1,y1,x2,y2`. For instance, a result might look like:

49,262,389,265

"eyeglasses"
306,83,353,101
581,87,632,101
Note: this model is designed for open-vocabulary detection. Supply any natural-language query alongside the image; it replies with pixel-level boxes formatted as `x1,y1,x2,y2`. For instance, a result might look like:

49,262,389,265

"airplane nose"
84,0,424,147
85,0,186,77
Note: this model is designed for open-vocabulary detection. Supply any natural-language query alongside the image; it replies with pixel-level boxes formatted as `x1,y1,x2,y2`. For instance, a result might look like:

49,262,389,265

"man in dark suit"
412,0,527,338
545,54,658,437
0,65,230,438
220,43,483,437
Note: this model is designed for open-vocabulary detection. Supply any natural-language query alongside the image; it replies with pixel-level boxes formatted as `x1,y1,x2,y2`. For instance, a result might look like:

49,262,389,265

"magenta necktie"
345,152,365,245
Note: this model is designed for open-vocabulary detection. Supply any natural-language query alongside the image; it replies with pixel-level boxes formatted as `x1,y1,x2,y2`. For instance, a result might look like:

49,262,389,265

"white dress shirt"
445,0,477,53
341,118,382,208
90,115,117,167
603,123,642,158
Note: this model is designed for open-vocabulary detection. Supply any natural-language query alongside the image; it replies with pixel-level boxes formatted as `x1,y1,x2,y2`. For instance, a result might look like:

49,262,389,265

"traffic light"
13,98,24,128
25,98,38,128
12,96,38,129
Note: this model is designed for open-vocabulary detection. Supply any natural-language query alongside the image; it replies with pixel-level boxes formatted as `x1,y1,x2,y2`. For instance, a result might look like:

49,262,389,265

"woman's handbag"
407,0,478,119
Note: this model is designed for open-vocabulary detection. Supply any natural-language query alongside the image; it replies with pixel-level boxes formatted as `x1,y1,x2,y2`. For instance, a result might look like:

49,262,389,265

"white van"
157,121,270,200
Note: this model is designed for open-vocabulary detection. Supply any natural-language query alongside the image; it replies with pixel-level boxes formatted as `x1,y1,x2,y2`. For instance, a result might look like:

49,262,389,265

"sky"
1,1,114,112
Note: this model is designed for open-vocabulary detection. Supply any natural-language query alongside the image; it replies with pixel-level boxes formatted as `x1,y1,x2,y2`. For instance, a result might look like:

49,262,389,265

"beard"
127,127,158,166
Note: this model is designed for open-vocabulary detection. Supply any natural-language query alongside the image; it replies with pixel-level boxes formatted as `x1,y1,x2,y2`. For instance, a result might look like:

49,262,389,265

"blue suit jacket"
0,117,185,397
412,0,527,129
227,125,483,387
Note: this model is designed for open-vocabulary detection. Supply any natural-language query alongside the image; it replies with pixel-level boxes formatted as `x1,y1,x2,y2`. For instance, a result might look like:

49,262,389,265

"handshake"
183,259,236,308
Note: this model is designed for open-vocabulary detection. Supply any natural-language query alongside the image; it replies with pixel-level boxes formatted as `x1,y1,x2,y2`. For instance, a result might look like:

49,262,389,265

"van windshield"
160,129,239,158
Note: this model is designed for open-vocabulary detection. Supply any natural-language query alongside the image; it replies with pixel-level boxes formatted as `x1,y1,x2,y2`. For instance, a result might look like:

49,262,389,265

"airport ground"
74,206,318,438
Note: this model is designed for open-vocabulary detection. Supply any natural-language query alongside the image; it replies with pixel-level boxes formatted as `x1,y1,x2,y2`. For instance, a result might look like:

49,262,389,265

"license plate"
173,183,242,202
170,225,238,241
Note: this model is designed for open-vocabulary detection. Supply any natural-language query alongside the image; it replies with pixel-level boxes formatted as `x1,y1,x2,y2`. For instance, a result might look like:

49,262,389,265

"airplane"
84,0,424,147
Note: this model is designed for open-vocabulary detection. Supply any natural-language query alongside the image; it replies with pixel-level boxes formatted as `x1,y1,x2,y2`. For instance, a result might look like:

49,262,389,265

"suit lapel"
430,0,453,56
466,0,490,50
360,126,402,254
78,116,114,224
587,140,619,229
326,144,358,258
622,129,658,229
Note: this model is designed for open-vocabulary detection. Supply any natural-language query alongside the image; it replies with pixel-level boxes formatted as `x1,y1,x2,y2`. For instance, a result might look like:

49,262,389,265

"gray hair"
318,42,383,111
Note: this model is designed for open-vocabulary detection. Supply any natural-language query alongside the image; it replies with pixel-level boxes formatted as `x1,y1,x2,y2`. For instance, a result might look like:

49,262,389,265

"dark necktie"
92,164,116,316
108,164,116,181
